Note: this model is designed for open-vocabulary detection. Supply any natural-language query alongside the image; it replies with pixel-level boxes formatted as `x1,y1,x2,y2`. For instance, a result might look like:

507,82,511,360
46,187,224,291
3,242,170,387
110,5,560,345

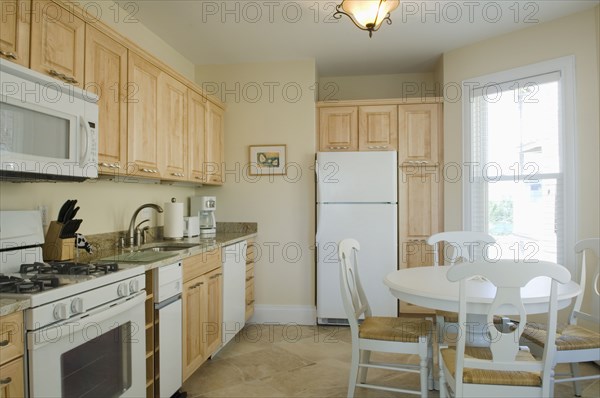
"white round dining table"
384,265,581,346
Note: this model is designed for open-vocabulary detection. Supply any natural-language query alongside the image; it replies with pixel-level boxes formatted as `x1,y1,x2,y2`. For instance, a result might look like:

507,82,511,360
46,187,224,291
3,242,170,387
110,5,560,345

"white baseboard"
248,305,316,325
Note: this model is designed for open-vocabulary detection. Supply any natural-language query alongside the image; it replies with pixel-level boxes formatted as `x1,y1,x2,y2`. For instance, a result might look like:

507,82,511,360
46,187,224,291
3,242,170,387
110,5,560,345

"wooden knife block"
43,221,75,261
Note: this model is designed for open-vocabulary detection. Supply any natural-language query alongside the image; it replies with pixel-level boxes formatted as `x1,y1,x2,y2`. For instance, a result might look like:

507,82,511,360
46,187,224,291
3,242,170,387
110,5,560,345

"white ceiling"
118,0,598,76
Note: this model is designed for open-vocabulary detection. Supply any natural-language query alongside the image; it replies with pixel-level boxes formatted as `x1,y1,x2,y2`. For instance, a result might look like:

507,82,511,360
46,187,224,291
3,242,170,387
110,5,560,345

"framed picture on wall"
248,145,287,176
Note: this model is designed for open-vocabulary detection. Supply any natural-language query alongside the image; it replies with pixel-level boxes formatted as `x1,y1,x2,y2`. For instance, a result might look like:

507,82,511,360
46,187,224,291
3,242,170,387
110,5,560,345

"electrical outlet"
37,205,48,228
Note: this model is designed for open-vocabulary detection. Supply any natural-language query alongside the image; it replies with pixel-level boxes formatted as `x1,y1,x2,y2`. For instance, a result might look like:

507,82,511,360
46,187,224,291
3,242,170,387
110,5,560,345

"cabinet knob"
0,339,9,347
0,377,12,385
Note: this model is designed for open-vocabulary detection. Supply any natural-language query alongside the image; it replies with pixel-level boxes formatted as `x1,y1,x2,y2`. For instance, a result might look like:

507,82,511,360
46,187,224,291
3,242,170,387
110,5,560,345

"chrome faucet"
127,203,163,247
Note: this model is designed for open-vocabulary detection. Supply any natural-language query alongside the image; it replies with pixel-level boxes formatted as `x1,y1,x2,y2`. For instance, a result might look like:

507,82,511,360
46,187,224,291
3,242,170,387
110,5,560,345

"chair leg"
347,346,360,398
570,362,582,397
436,314,445,344
427,336,434,391
420,350,429,398
358,350,370,384
439,349,447,398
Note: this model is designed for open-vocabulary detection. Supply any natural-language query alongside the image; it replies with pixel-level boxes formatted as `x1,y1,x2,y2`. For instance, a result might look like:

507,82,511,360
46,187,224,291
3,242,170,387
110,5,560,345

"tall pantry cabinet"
317,99,443,315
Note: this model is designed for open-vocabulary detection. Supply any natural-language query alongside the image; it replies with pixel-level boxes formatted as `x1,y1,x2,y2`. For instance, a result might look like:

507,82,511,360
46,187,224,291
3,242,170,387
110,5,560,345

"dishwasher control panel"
153,261,182,303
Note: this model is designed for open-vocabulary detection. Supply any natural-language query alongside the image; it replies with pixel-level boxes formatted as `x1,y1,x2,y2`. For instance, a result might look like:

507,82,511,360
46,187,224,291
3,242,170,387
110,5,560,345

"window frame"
462,56,577,269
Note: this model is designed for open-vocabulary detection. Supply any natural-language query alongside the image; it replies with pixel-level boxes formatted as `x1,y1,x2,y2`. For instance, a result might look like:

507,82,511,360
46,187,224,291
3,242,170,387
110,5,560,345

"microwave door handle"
79,116,89,164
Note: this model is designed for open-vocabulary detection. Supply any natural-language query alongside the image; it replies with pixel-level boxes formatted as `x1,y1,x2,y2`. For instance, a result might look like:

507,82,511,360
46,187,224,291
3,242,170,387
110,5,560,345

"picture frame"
248,145,287,176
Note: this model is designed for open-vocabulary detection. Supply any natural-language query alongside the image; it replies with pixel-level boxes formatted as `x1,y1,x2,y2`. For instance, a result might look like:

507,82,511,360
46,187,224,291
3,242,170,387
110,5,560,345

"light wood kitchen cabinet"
0,311,25,398
0,0,30,67
85,26,128,175
398,168,441,315
182,249,222,381
205,102,224,185
245,239,256,321
144,271,155,398
30,0,85,87
159,73,188,181
127,51,162,178
319,106,358,151
188,90,207,183
398,103,441,166
358,105,398,151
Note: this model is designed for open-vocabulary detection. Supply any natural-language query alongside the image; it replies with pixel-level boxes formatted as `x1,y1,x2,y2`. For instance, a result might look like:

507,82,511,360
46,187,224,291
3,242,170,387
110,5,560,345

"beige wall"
0,1,198,233
195,60,317,310
443,7,600,325
318,72,438,101
0,180,195,234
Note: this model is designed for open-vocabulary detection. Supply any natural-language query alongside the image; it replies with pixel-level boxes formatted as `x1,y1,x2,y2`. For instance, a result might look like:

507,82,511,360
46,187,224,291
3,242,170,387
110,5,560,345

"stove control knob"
117,282,129,297
129,279,140,294
53,303,68,321
71,298,84,314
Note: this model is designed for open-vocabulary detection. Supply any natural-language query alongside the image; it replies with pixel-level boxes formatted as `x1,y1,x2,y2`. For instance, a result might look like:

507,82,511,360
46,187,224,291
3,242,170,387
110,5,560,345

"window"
463,57,576,266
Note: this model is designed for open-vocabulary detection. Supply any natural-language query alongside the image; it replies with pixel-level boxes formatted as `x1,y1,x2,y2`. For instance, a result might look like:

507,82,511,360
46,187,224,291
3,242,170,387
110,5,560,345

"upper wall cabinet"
159,73,188,181
127,52,162,177
85,26,128,174
188,90,207,183
358,105,398,151
319,105,398,152
398,103,440,166
319,106,358,151
205,102,224,185
30,0,85,87
0,0,30,67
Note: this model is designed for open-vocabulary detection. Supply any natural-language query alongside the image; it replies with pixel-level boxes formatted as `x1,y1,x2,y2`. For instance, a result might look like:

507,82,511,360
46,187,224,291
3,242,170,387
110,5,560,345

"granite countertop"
0,223,257,317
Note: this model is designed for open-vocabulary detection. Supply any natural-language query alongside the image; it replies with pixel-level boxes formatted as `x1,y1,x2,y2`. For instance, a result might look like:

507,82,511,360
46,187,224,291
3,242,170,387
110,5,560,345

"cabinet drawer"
0,357,24,397
183,248,221,283
0,312,23,366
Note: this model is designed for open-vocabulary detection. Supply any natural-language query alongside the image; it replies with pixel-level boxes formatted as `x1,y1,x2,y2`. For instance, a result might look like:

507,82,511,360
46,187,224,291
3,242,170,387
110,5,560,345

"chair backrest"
571,238,600,325
427,231,496,266
338,239,371,331
447,260,571,396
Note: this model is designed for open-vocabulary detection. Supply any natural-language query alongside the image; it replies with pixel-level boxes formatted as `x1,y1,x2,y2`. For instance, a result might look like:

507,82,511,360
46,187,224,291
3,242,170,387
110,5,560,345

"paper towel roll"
164,199,184,239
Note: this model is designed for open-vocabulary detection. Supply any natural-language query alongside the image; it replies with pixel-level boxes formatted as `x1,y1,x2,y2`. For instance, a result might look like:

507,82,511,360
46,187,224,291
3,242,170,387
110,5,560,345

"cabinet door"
358,105,398,151
205,102,224,185
398,168,440,314
188,90,207,183
0,0,30,67
398,104,440,165
127,52,162,177
159,73,188,181
204,267,222,355
30,0,84,87
182,277,204,382
0,357,24,398
85,26,127,175
319,107,358,151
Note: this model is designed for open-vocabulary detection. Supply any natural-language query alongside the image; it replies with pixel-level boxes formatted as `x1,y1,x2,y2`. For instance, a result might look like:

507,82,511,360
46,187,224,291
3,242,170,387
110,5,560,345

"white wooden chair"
427,231,496,343
521,238,600,396
338,238,434,397
439,260,571,398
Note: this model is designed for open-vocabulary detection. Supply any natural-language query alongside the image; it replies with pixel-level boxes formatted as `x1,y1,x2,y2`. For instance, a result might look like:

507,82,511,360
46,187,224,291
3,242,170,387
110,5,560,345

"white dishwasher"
222,241,248,347
154,261,183,398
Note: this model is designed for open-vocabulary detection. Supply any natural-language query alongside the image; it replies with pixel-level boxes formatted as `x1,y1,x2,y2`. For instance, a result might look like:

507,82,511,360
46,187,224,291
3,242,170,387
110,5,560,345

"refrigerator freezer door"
316,203,398,321
316,152,397,203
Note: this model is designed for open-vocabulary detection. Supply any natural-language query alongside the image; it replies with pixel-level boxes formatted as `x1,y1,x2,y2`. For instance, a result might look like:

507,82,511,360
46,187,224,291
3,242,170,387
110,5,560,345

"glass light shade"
341,0,400,30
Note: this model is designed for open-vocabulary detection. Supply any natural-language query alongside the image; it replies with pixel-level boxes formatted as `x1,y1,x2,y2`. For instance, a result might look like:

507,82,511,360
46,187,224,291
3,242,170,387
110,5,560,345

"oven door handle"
28,292,146,350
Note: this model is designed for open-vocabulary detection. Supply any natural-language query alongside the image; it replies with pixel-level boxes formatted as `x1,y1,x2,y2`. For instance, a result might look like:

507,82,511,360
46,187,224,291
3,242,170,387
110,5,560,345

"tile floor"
182,324,600,398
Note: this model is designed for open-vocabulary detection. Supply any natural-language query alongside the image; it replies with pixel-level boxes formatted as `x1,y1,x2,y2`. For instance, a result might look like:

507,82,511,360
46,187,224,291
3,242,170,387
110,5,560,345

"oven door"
27,292,146,398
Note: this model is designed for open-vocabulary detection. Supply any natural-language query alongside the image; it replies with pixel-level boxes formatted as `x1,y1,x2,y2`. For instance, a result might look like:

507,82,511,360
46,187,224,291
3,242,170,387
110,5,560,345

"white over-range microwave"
0,58,99,181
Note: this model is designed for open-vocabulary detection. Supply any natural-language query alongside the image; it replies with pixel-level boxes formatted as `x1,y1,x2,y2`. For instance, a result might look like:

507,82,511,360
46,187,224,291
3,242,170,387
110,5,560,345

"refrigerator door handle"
315,159,319,183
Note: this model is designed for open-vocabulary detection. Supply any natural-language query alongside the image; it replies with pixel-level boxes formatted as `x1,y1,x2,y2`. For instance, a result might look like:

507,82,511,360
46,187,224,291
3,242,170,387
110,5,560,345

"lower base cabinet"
0,311,25,397
182,249,222,381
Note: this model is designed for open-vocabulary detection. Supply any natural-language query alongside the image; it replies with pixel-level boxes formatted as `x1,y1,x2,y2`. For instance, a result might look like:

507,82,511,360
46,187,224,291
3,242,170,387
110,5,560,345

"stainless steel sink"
140,243,198,252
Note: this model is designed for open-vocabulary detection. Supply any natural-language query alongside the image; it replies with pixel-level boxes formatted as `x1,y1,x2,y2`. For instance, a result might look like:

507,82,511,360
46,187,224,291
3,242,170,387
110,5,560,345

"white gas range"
0,211,146,398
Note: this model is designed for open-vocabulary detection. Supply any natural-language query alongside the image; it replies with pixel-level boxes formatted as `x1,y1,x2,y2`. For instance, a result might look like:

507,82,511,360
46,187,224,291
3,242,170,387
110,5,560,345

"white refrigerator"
316,151,398,324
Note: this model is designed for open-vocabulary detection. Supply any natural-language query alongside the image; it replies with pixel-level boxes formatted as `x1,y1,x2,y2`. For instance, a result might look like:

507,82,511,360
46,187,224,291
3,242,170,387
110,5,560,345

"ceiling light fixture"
333,0,400,38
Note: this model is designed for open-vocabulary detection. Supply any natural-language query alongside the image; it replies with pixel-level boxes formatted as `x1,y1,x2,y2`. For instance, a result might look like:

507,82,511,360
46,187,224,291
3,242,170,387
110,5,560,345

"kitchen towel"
163,199,184,239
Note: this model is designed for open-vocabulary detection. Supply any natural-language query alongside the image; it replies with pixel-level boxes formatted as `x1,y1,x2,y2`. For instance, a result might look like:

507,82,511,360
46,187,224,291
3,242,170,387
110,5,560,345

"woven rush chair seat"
523,323,600,351
436,311,504,325
440,346,541,386
359,316,433,343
